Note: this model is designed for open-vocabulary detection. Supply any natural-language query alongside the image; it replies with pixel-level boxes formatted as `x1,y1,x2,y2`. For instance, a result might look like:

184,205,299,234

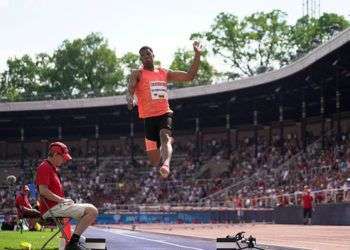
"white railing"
95,187,350,213
234,187,350,209
1,187,348,214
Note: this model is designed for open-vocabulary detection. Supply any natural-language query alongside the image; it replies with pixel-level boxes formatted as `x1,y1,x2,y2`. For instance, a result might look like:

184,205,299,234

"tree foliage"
191,10,291,77
290,13,350,58
1,33,126,100
191,11,349,77
50,33,124,98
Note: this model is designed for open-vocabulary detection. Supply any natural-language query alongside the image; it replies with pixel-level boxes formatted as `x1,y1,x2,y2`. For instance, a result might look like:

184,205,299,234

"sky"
0,0,349,72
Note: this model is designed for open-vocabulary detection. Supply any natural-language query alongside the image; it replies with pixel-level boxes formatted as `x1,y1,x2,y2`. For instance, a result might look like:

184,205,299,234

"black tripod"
226,231,265,250
7,175,17,208
6,175,23,231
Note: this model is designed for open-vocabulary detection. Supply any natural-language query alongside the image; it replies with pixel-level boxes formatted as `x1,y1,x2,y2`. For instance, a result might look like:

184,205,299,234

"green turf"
0,230,60,250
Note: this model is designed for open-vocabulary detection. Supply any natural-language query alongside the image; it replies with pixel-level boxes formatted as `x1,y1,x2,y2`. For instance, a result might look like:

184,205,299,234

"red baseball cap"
49,142,72,161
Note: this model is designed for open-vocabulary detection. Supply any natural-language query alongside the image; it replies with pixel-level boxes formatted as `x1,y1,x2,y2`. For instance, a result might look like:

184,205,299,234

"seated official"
35,142,98,250
15,185,41,231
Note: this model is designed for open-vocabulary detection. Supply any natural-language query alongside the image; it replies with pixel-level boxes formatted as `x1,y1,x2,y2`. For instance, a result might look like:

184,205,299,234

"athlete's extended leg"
159,128,173,178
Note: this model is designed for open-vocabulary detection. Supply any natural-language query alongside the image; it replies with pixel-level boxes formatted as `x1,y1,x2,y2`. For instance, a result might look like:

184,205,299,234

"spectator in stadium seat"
15,184,41,231
36,142,98,250
126,41,202,178
343,178,350,202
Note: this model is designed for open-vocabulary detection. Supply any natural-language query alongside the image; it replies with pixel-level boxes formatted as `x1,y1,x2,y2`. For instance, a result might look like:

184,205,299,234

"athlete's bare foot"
159,165,170,178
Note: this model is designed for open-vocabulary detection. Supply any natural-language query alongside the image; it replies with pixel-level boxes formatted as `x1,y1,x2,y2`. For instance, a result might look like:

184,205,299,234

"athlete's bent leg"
145,138,161,167
147,149,161,167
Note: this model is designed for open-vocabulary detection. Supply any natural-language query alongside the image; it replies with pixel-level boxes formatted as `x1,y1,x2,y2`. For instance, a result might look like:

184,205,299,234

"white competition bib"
150,81,168,100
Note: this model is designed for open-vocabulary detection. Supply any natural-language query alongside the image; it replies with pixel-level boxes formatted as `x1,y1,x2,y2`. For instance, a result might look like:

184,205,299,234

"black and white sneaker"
65,241,87,250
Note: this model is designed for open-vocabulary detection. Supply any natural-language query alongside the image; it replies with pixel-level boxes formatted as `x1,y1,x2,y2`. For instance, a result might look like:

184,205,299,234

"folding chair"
16,215,30,234
16,206,27,234
39,197,71,250
16,205,41,234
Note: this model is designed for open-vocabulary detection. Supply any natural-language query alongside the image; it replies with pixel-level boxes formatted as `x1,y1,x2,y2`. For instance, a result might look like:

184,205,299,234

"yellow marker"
20,241,32,250
34,222,42,231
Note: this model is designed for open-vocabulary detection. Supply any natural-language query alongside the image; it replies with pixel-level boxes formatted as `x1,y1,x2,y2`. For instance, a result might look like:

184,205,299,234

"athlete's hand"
193,41,202,55
126,93,134,111
127,99,134,111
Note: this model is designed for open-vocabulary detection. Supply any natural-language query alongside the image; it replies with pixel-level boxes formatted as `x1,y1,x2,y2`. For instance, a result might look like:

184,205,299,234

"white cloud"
0,0,10,9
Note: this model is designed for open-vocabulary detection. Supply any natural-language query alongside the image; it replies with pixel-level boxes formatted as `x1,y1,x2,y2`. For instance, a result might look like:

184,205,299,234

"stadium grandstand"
1,26,350,250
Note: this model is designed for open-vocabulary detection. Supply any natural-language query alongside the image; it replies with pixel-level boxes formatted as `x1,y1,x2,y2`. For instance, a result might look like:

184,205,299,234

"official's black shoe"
65,241,87,250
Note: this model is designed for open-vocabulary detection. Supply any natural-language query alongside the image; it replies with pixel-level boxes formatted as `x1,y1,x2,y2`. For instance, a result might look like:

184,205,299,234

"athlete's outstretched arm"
126,69,140,110
167,41,202,82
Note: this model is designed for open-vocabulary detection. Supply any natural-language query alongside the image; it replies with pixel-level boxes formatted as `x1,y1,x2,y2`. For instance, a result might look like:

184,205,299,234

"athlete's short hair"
139,46,153,55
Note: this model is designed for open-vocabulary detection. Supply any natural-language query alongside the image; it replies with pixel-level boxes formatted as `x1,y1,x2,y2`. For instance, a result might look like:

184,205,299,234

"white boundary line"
98,228,206,250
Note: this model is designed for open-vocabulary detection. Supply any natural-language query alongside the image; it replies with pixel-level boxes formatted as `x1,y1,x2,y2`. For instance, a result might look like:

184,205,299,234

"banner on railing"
94,209,274,224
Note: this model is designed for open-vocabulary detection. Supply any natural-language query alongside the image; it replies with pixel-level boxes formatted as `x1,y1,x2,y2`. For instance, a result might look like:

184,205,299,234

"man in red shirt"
302,186,314,225
15,185,41,230
36,142,98,250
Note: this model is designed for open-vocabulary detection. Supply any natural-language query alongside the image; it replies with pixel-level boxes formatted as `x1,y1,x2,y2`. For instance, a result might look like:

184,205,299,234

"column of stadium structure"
5,141,9,159
226,114,231,155
253,109,258,158
0,141,5,159
195,117,200,163
58,125,62,140
320,81,325,150
200,127,203,156
278,92,285,155
264,125,270,148
235,128,239,150
227,96,237,155
225,100,231,156
54,125,62,155
95,124,99,167
80,138,87,157
301,89,307,152
20,127,25,171
336,71,341,142
42,139,48,158
52,124,63,160
330,58,342,142
130,118,135,165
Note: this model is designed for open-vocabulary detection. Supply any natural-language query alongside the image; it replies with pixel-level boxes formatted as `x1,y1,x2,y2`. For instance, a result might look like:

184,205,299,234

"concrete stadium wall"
274,203,350,225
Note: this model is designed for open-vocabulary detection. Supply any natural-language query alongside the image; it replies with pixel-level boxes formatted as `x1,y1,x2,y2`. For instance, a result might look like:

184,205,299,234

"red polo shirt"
302,193,313,209
35,160,64,215
15,193,32,215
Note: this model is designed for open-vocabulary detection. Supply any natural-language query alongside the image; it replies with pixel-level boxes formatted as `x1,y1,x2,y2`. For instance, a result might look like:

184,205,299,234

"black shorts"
144,112,173,150
303,208,312,218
